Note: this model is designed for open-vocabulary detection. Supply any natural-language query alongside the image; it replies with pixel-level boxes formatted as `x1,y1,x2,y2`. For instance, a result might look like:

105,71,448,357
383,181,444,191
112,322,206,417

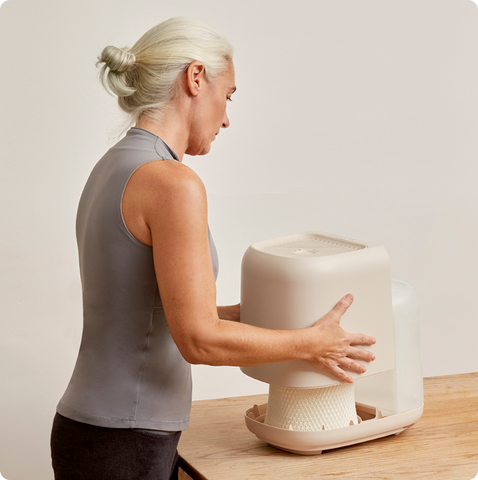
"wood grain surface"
178,373,478,480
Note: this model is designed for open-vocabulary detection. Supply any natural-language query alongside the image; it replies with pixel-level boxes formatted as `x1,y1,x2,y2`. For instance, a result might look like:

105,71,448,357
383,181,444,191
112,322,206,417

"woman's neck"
136,108,189,162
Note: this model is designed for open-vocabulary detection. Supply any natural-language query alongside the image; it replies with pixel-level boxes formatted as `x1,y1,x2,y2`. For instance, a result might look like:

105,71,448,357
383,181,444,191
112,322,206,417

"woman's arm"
122,160,375,383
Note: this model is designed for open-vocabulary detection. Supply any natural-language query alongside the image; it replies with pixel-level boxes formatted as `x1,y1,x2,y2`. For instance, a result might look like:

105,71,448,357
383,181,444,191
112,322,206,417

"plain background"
1,0,477,478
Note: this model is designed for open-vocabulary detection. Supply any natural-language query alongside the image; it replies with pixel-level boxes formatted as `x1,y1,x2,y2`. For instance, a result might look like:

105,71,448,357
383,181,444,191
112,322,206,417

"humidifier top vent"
253,233,367,259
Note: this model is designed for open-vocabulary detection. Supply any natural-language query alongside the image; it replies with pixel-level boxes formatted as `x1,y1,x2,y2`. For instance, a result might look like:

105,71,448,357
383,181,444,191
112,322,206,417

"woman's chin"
186,143,212,157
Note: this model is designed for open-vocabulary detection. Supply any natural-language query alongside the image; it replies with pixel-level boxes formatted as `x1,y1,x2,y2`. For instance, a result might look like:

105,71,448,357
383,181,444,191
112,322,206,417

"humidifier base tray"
244,401,424,455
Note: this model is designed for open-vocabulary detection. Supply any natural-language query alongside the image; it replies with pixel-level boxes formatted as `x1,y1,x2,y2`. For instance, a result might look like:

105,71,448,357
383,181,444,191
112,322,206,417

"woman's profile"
50,17,375,480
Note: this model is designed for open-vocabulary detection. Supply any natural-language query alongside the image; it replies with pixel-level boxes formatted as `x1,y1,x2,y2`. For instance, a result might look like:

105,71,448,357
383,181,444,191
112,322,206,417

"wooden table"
178,373,478,480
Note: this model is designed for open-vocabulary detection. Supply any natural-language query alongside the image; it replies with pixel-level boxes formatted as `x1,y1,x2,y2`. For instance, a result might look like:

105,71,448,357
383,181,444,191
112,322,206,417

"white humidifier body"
241,231,423,454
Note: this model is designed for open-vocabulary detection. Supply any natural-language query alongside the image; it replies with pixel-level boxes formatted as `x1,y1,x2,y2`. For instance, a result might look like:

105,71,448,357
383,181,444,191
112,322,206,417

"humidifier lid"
240,231,394,388
252,233,367,259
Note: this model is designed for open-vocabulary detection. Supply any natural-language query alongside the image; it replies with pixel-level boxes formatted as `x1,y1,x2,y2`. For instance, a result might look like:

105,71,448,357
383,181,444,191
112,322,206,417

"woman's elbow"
180,345,204,365
175,329,220,366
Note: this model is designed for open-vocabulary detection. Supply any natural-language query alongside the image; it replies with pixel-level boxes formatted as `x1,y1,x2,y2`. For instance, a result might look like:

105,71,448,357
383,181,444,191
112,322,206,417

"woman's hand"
307,294,376,383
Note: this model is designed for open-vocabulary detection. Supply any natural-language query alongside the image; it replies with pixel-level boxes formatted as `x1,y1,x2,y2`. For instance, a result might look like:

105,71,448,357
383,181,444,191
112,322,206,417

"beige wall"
1,0,477,478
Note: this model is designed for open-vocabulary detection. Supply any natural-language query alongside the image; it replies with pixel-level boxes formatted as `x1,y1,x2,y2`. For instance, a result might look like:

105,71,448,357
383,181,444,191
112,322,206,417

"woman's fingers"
348,332,376,347
340,356,368,374
346,346,376,362
326,295,377,348
310,294,378,383
327,364,354,384
326,355,369,383
328,294,354,324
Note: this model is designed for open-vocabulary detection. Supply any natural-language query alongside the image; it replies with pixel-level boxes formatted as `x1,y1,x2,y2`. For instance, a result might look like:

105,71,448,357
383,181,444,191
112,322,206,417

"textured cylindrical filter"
264,383,358,431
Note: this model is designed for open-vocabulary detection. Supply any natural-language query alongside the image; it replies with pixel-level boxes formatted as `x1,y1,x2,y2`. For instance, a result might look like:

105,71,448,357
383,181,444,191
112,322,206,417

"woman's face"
187,60,236,156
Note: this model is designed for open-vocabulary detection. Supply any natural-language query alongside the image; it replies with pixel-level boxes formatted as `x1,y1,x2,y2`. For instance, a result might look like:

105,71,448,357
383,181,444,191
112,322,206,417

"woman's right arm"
123,160,376,383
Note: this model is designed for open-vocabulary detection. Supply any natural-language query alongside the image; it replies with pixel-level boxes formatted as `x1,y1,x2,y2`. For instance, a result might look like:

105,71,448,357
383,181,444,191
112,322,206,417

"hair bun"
99,45,136,73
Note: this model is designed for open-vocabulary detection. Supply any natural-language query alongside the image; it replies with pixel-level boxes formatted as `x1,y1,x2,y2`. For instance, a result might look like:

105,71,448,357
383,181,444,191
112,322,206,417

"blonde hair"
96,17,233,132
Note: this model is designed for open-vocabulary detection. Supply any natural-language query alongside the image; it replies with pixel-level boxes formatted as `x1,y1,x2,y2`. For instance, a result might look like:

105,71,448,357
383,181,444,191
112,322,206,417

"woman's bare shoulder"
130,159,206,202
122,159,207,245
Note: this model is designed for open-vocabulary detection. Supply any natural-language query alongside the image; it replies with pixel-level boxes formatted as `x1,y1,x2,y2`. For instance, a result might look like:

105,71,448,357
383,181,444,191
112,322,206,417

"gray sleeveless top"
57,127,219,431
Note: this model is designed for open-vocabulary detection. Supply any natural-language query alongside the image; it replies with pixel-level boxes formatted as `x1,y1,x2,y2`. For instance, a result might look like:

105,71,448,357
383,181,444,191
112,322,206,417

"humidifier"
240,231,423,454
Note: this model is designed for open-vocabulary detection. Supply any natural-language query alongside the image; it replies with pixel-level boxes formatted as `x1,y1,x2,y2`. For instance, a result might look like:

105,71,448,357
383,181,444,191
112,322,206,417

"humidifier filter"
264,383,358,431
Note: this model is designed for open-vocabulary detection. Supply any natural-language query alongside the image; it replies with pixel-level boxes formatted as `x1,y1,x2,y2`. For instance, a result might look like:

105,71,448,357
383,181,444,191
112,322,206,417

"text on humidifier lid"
252,233,367,259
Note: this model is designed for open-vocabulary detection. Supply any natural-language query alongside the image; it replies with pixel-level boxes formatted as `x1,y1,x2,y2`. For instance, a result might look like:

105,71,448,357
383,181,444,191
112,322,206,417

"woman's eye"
227,97,233,102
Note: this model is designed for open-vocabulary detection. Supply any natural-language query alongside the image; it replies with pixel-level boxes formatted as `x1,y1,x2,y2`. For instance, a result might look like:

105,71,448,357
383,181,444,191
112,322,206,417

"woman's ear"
186,61,206,97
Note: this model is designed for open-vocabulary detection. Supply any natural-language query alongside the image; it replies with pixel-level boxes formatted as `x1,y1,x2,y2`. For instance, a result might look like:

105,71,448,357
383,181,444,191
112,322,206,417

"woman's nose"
222,111,230,129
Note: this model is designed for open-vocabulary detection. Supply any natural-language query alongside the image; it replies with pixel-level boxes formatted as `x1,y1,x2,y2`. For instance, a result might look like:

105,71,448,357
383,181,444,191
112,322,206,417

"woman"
51,17,376,480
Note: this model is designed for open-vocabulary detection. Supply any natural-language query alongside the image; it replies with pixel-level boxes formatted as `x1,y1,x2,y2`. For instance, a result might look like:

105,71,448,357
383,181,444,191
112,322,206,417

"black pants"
51,413,181,480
